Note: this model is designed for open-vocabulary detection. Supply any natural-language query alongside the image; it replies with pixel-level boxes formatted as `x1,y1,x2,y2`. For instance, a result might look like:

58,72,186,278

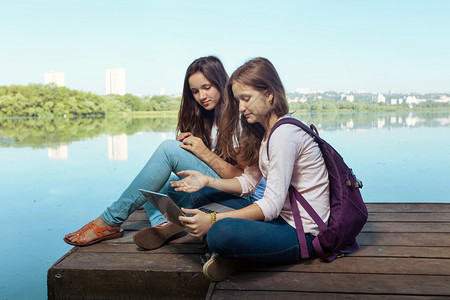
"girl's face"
232,82,273,124
188,71,221,111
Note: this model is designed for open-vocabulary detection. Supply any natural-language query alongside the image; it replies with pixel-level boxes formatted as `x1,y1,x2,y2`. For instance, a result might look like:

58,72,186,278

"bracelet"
211,212,217,225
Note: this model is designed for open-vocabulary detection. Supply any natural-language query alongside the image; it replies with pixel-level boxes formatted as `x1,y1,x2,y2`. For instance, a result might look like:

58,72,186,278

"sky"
1,0,449,95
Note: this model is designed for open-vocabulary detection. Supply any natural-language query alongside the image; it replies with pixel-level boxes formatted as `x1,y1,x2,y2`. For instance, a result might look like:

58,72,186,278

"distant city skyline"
1,1,449,95
105,68,126,96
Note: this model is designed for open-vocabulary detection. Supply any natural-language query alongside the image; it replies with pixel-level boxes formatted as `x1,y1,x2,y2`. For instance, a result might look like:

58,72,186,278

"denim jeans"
206,216,315,264
101,139,222,227
100,139,265,227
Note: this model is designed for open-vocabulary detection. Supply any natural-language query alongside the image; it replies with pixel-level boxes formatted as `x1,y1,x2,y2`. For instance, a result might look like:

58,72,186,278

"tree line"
0,84,448,118
0,84,181,117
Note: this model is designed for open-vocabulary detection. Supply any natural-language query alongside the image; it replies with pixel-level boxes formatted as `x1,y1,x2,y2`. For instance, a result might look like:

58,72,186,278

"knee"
154,139,184,158
158,139,181,152
206,219,236,254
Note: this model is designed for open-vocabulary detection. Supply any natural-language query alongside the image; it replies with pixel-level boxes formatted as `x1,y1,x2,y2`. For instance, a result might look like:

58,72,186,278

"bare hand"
179,208,212,237
179,135,209,159
170,170,208,193
176,132,191,142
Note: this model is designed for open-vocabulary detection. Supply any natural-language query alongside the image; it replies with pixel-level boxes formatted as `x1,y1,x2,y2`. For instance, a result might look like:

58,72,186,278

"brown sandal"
63,221,124,246
133,222,185,250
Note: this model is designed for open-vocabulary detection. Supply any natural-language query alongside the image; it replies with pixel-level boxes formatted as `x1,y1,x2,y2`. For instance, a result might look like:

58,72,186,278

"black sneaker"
202,253,243,281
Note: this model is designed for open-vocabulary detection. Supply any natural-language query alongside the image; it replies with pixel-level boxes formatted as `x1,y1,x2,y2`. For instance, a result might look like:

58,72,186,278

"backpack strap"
267,117,328,260
267,118,323,158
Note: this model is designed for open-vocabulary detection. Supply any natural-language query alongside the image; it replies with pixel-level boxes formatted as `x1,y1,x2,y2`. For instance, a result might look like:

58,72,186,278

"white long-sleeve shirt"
236,116,330,236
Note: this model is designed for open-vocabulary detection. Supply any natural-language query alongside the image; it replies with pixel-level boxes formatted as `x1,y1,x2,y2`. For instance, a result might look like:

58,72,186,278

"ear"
265,90,274,104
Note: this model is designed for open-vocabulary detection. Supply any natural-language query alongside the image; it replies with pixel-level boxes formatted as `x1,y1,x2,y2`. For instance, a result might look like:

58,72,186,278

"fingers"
177,132,191,142
179,144,192,152
181,136,200,146
170,177,186,188
181,207,198,215
176,170,191,177
173,186,198,193
179,211,201,237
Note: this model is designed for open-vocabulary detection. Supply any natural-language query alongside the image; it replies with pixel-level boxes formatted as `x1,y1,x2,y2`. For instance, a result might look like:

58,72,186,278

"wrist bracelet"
211,212,217,225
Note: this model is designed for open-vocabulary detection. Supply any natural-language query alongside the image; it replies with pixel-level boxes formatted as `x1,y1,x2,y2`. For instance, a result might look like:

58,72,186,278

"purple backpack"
267,117,368,262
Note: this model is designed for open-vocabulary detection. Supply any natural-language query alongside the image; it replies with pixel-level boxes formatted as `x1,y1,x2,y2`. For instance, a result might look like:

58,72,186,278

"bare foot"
65,216,122,245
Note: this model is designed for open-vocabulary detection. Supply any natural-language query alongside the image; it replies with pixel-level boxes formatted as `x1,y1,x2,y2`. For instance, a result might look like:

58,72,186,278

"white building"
436,95,450,103
296,88,311,94
377,93,386,103
405,96,426,106
105,68,126,95
341,94,354,102
44,70,65,87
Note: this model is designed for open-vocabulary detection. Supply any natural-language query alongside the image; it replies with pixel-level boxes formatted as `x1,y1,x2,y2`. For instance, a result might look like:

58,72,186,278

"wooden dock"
48,203,450,299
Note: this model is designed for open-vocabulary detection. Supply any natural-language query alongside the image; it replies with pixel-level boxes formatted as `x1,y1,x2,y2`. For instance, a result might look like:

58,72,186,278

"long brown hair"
177,56,237,163
177,56,227,149
225,57,289,166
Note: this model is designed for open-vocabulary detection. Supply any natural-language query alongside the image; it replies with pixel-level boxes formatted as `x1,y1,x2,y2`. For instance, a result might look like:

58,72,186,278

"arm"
179,134,243,178
170,170,243,195
179,203,265,238
171,167,265,237
256,124,300,221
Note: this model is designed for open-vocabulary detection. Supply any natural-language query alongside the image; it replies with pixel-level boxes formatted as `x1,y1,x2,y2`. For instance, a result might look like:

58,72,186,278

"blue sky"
1,0,449,95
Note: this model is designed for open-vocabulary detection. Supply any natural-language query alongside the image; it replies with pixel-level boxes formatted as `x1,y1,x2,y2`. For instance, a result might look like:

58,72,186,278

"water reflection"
0,116,178,149
108,134,128,161
0,112,449,149
293,111,450,133
48,144,68,160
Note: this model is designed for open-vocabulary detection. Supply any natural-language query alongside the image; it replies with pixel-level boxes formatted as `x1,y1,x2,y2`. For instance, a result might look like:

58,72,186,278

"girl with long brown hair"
64,56,264,249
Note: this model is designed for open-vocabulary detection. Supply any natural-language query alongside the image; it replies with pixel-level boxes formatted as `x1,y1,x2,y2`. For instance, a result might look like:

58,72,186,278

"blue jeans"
101,139,222,227
206,216,315,264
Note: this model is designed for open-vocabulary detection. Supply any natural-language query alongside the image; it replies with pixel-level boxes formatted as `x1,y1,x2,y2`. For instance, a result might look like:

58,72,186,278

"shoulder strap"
267,117,323,160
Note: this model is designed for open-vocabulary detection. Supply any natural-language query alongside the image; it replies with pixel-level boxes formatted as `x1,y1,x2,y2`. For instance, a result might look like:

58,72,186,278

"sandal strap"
77,231,88,245
75,221,121,243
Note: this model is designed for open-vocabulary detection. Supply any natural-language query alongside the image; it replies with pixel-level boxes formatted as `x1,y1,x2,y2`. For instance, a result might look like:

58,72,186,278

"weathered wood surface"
48,203,450,299
48,210,210,300
206,203,450,299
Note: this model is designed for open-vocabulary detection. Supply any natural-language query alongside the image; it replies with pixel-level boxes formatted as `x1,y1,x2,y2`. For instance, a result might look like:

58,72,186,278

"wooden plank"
48,268,209,300
348,245,450,258
123,209,149,221
240,257,450,276
366,203,450,213
357,232,450,246
368,212,450,222
77,242,208,254
362,222,450,233
53,252,207,272
121,220,151,231
214,272,450,296
97,230,200,245
208,290,450,300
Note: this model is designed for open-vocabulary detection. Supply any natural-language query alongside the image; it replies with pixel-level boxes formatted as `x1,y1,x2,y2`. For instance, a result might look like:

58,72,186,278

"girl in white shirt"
171,57,330,281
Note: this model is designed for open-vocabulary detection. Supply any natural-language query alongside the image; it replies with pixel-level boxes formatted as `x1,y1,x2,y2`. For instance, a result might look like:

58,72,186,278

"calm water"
1,112,449,299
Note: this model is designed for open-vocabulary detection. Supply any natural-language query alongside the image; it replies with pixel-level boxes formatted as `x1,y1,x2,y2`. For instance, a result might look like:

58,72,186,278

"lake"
1,111,449,299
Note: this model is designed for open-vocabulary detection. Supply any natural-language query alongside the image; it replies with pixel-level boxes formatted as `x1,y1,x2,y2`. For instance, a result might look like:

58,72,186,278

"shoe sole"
133,223,185,250
203,256,243,281
63,230,124,247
